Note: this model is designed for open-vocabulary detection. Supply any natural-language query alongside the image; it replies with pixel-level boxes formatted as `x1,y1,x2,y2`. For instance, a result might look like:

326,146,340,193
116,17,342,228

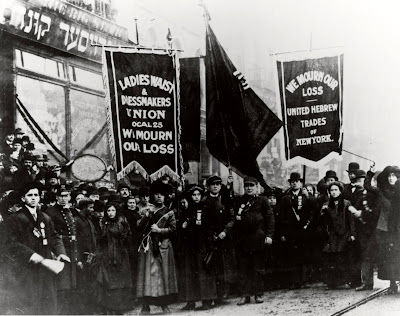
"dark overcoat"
6,206,66,314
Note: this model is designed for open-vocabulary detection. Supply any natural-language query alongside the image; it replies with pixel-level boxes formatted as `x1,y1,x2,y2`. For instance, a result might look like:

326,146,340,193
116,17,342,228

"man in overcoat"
6,182,68,314
279,172,314,289
202,175,236,305
235,177,274,305
44,188,80,314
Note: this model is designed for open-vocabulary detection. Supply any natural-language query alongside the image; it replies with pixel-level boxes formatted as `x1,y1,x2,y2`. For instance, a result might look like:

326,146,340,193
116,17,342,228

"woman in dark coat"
123,195,142,297
97,201,133,313
136,181,178,315
375,166,400,293
320,181,357,289
177,185,218,310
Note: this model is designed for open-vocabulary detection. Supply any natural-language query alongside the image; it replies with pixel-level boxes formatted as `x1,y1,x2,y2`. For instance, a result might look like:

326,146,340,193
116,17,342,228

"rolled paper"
40,259,65,274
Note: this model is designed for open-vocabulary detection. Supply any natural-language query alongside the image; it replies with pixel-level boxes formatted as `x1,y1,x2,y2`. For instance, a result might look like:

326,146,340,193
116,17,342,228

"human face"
93,210,104,220
9,165,18,174
107,206,117,219
140,196,150,205
6,134,14,142
75,193,85,204
191,190,202,203
127,198,137,210
153,193,165,206
119,188,130,198
354,177,365,188
348,172,356,182
180,198,188,209
244,183,257,195
89,194,99,201
13,143,22,151
86,203,95,214
329,185,341,198
23,160,33,169
48,178,58,186
208,182,221,195
325,177,335,185
57,192,71,206
267,196,277,207
22,188,40,208
306,185,314,196
290,180,303,191
388,173,398,186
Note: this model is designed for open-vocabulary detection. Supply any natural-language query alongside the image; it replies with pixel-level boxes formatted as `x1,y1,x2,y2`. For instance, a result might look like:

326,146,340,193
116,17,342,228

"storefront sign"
277,54,344,162
0,0,129,62
103,49,182,182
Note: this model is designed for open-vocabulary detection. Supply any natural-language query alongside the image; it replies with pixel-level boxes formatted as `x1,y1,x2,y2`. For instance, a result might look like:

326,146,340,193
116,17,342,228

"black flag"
205,25,282,188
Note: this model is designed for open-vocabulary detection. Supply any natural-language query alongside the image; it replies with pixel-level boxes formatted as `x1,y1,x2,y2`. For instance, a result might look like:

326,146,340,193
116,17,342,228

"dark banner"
180,57,200,162
277,55,344,161
103,50,181,182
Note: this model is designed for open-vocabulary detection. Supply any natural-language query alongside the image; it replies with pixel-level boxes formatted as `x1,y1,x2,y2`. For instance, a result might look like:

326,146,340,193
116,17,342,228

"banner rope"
174,53,185,186
16,96,68,161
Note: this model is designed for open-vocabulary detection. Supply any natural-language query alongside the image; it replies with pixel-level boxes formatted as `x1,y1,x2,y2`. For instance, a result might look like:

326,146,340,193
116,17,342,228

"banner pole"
303,165,307,183
201,3,232,173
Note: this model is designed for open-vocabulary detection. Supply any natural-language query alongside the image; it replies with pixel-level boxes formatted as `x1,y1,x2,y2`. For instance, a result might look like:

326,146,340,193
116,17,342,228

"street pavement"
125,274,393,316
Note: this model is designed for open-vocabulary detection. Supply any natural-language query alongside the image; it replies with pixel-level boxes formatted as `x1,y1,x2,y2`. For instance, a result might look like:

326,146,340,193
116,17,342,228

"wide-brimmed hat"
324,170,338,181
288,172,304,182
347,162,360,173
206,175,222,186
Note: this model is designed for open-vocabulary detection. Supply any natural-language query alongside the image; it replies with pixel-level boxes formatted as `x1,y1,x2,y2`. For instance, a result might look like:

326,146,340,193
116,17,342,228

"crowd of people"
1,128,400,315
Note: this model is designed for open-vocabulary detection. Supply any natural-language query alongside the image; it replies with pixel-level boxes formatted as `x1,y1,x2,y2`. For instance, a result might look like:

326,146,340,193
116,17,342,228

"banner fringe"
150,165,180,183
117,161,149,181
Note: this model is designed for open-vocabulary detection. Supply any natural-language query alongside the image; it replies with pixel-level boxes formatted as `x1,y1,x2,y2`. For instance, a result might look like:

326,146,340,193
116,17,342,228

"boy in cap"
235,176,274,305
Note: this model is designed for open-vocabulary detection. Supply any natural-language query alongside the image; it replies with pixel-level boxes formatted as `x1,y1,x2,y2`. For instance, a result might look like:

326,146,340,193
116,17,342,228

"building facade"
0,0,132,186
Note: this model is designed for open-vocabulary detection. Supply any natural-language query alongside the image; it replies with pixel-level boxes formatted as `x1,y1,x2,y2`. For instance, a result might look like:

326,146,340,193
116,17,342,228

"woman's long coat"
136,206,178,305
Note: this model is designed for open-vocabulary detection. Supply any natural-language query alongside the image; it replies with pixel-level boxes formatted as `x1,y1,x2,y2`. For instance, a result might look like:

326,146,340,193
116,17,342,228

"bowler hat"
243,176,258,185
324,170,338,181
35,154,44,161
354,169,366,179
13,138,22,145
22,153,36,162
288,172,304,182
347,162,360,173
206,175,222,186
13,128,24,135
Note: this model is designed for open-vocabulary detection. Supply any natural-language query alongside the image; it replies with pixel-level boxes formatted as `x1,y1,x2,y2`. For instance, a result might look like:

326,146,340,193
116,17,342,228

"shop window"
15,49,65,79
70,89,112,181
15,76,66,163
69,65,103,90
